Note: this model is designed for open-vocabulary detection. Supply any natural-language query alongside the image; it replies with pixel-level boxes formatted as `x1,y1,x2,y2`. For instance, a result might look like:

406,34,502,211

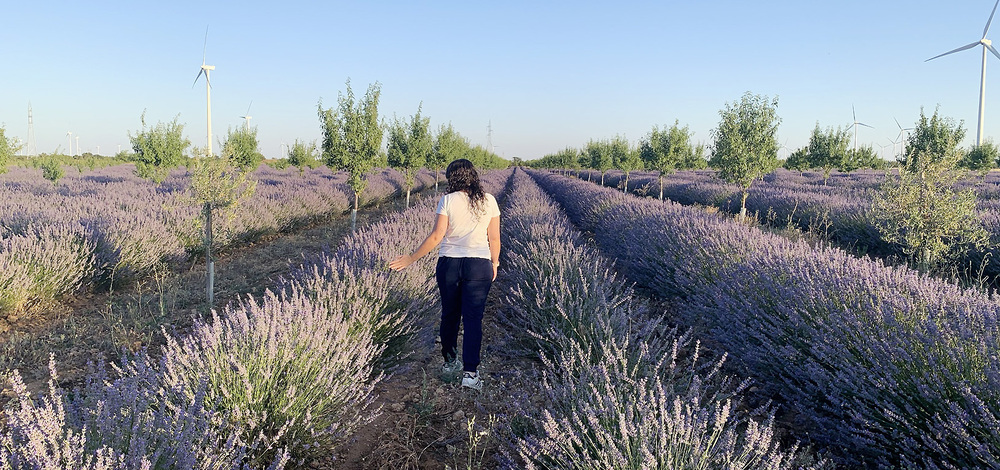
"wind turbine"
239,101,253,130
926,0,1000,146
193,27,215,156
847,105,873,151
66,131,72,156
893,117,913,157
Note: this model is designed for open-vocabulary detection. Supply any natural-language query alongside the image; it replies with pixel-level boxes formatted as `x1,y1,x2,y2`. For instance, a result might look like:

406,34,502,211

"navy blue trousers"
436,256,493,373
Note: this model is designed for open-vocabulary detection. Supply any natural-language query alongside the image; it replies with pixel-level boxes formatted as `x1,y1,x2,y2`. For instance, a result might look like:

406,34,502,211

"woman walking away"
389,159,501,391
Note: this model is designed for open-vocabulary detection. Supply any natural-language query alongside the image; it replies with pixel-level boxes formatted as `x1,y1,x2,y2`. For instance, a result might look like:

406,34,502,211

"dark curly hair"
446,159,486,217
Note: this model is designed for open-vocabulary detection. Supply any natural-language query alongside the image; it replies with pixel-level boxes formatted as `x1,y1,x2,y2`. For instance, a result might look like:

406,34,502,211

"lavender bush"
157,288,382,466
532,169,1000,468
0,354,285,469
499,170,822,469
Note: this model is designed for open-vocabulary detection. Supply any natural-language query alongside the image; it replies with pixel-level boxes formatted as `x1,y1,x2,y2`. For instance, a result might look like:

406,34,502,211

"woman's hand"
492,261,498,281
388,254,413,271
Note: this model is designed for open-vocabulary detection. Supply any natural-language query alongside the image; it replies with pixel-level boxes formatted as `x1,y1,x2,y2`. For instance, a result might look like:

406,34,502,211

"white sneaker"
441,358,463,376
461,371,483,391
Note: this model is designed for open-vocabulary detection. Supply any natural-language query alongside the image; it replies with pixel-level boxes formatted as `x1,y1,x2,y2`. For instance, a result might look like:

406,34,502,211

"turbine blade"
894,117,902,130
986,0,1000,37
246,100,253,115
859,122,874,129
926,41,981,61
989,43,1000,61
853,104,857,122
202,26,209,65
192,69,204,88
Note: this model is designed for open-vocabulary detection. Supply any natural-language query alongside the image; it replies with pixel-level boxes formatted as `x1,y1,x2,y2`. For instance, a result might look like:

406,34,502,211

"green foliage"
681,143,708,170
709,91,781,216
287,139,319,171
639,120,698,175
901,106,966,171
188,156,257,212
465,144,508,170
960,140,998,171
529,147,579,169
784,147,810,171
844,145,885,172
432,123,465,169
585,139,615,183
872,151,987,271
0,125,22,174
806,123,850,183
222,126,264,171
387,104,432,193
127,111,191,183
609,135,640,190
318,79,384,209
40,158,64,184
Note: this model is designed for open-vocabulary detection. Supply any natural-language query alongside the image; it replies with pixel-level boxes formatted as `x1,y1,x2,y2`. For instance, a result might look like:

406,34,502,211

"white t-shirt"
435,191,501,259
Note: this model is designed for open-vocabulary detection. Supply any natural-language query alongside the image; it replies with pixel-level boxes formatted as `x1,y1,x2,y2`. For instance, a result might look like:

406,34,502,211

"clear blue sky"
2,0,998,161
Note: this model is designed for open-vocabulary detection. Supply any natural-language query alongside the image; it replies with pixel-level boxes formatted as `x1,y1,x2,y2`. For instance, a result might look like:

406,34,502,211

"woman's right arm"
388,213,449,271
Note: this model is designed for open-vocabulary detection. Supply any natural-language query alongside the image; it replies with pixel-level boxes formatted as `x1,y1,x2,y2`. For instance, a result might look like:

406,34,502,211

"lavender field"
586,167,1000,281
3,164,1000,468
0,164,436,326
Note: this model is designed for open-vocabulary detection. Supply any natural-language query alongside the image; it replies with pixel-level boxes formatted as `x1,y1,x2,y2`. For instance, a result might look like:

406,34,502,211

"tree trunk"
659,174,664,201
405,187,411,209
740,190,749,220
601,172,605,186
434,171,440,193
204,201,214,307
351,191,359,232
624,172,630,193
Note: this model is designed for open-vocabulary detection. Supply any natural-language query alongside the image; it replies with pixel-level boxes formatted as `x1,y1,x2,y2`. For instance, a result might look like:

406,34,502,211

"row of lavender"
1,169,513,468
531,169,1000,468
0,164,437,320
587,168,1000,275
496,170,823,468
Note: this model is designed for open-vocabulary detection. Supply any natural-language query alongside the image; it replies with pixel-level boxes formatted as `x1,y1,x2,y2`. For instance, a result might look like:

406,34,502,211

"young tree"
318,79,383,231
287,139,319,173
222,126,264,171
680,143,708,170
960,140,998,171
0,125,22,174
901,106,966,171
709,92,781,219
187,153,257,306
127,111,191,183
585,139,614,185
639,121,697,200
873,150,986,271
432,123,467,192
784,147,810,172
40,158,64,184
806,123,850,184
611,135,640,193
844,145,884,172
387,104,432,208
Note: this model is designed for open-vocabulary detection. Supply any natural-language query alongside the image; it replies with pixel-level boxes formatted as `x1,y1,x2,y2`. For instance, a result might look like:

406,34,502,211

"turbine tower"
486,120,494,154
240,101,253,130
847,105,873,151
926,0,1000,146
66,131,72,156
26,103,36,156
193,27,215,156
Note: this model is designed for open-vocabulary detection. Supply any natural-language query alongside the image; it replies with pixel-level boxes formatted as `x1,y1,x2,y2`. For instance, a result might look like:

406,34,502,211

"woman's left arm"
487,215,500,281
389,213,449,271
